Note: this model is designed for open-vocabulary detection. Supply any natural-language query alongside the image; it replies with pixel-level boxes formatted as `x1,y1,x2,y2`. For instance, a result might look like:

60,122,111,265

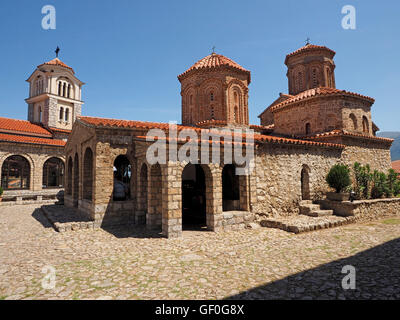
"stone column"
206,164,223,231
161,162,183,238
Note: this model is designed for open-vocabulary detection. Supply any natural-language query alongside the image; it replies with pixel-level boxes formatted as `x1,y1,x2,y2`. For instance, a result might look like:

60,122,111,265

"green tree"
326,164,351,193
371,170,388,199
353,162,372,199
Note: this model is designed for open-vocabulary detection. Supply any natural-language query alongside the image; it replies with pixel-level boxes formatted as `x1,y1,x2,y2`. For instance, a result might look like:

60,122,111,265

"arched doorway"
222,164,240,211
182,164,206,228
1,155,30,190
301,165,311,200
43,157,64,188
113,155,131,201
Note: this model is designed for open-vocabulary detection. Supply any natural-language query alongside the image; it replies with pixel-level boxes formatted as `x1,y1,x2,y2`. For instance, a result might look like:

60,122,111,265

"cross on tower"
305,37,311,45
212,46,216,54
55,46,60,58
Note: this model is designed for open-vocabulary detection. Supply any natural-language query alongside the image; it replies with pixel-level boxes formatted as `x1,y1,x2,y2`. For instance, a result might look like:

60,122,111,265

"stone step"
307,210,334,217
300,200,313,205
299,204,321,215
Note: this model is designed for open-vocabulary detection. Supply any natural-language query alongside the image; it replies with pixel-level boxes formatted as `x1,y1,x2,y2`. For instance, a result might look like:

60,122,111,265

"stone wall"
319,198,400,222
273,96,373,137
253,143,342,218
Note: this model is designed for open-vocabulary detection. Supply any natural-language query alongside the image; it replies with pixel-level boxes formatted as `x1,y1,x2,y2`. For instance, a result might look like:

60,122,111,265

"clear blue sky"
0,0,399,131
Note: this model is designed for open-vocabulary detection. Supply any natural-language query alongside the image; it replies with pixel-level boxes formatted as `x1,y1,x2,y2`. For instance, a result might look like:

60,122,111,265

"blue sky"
0,0,399,131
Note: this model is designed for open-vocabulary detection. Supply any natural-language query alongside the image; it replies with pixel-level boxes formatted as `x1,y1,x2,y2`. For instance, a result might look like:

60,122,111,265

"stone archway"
301,165,311,200
182,164,207,229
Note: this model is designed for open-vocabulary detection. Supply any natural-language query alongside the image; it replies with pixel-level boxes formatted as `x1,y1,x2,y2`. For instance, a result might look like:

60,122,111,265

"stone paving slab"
260,215,356,234
1,204,400,300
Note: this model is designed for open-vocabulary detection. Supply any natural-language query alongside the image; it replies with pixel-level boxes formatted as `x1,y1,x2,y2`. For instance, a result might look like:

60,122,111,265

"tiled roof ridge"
285,44,336,62
178,53,250,81
270,87,375,112
304,129,394,143
0,132,65,147
0,117,52,137
38,58,74,73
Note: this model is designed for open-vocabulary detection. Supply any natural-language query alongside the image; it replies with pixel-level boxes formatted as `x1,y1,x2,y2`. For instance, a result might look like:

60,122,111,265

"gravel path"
0,204,399,300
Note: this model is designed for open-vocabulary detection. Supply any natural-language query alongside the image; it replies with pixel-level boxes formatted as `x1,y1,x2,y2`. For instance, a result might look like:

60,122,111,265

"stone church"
62,43,392,238
0,43,393,238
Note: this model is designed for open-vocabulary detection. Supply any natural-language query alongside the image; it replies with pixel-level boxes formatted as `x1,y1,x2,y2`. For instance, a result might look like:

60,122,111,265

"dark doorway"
222,164,240,211
182,164,206,229
301,165,311,200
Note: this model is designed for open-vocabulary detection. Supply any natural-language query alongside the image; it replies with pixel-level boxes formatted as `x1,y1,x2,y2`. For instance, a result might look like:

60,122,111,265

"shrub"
0,186,3,197
326,164,351,193
387,169,399,198
394,179,400,197
353,162,372,199
371,170,388,199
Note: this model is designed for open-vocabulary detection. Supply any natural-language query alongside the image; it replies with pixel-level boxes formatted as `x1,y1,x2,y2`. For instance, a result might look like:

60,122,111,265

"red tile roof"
270,87,375,112
304,129,394,144
79,116,344,149
0,133,65,147
0,117,52,137
392,160,400,174
178,53,251,82
37,58,74,74
49,127,72,134
285,44,336,64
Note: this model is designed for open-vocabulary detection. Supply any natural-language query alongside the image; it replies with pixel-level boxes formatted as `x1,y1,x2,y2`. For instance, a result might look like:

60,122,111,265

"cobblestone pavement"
0,204,400,300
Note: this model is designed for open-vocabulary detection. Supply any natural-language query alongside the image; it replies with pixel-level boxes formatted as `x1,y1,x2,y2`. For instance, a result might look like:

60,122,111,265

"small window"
65,108,69,122
59,107,64,121
362,116,369,133
305,123,311,135
58,82,62,96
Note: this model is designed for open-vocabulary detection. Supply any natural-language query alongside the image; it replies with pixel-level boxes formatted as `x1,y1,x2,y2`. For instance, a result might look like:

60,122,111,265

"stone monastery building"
0,44,393,238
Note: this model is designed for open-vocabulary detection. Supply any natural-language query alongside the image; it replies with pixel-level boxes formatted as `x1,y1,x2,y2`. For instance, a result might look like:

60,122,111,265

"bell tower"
25,53,84,131
285,43,336,95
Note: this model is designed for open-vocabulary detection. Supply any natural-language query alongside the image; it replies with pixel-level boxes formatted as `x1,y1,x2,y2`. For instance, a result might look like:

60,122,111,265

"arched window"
113,155,131,201
58,82,62,96
59,107,64,121
305,123,311,135
350,113,358,130
312,68,319,87
83,148,93,201
362,116,369,133
63,83,66,97
1,155,30,190
67,85,71,98
38,106,43,123
65,108,69,122
43,158,64,188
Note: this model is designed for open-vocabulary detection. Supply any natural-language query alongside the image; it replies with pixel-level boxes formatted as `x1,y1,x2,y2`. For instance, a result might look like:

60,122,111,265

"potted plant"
0,186,3,202
326,164,351,201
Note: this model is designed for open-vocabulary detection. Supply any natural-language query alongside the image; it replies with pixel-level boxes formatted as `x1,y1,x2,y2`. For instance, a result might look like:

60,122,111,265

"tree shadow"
226,238,400,300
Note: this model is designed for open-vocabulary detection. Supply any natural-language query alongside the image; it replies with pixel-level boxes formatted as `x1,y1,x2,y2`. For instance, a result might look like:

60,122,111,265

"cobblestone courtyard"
0,204,400,300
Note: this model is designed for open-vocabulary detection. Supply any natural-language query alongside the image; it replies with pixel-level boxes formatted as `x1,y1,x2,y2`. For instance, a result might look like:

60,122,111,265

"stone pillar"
206,164,223,231
161,162,183,238
147,164,162,230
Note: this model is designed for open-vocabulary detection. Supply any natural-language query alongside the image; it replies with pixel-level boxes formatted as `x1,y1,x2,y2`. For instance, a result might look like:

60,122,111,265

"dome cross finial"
55,46,60,58
305,37,311,45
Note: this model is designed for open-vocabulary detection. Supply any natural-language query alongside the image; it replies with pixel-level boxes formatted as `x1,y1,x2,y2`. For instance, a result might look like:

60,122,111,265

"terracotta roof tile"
178,53,251,82
0,117,52,137
303,129,394,143
392,160,400,174
0,133,65,147
38,58,74,74
271,87,375,112
79,116,343,149
48,127,72,134
285,44,336,64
